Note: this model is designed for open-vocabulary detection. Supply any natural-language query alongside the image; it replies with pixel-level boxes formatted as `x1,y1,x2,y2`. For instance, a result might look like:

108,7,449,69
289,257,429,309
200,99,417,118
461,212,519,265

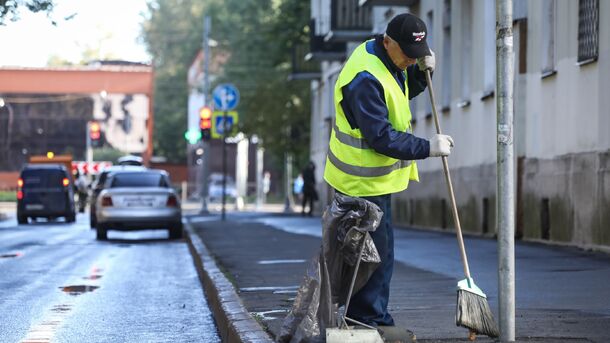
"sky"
0,0,151,67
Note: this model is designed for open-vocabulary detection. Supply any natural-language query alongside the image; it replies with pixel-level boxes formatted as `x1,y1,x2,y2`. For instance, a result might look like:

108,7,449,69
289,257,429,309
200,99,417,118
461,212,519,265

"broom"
424,69,499,339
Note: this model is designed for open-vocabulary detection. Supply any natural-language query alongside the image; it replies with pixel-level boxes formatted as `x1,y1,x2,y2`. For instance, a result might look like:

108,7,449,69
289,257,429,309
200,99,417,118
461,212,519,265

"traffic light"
89,121,103,148
199,106,212,141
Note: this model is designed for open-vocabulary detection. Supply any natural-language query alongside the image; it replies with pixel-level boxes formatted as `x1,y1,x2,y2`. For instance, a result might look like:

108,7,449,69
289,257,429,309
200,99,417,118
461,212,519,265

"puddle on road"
20,264,103,342
0,252,23,259
60,285,100,296
50,304,73,313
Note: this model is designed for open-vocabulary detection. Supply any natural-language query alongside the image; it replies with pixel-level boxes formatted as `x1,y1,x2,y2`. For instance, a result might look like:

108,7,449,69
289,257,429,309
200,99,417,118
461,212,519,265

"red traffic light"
89,121,101,140
199,106,212,130
200,106,212,120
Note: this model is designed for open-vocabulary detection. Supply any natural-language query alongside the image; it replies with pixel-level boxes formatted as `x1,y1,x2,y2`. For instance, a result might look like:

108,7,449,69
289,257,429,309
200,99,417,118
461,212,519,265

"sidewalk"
0,201,15,221
185,212,609,343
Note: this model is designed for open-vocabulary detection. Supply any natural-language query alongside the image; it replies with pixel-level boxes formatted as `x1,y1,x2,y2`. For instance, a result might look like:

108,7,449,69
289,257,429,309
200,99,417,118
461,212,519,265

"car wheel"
17,215,28,225
96,226,108,240
169,223,183,239
66,213,76,223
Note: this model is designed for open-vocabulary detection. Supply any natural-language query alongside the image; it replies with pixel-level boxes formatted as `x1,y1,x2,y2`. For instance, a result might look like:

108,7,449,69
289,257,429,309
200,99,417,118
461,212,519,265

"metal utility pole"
496,0,515,341
86,121,93,169
283,152,294,213
221,111,228,220
255,142,264,210
200,15,211,215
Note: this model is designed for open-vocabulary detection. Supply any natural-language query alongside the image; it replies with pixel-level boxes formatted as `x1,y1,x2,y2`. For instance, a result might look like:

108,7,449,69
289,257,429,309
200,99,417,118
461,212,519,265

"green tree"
141,0,204,163
141,0,311,168
0,0,54,25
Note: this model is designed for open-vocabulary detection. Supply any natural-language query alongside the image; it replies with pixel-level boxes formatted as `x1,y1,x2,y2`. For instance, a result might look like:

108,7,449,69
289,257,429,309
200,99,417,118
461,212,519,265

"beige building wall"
308,0,609,249
393,0,610,250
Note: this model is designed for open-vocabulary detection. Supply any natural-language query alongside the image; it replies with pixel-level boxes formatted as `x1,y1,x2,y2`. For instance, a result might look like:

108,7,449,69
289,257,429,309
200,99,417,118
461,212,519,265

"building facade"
302,0,610,249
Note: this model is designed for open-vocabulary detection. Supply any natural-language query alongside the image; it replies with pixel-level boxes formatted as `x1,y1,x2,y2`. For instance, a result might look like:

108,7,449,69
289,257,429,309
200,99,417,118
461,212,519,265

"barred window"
578,0,599,63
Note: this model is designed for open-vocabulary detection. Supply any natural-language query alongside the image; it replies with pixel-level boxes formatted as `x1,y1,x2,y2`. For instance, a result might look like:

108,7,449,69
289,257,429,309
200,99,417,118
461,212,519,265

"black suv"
17,164,76,224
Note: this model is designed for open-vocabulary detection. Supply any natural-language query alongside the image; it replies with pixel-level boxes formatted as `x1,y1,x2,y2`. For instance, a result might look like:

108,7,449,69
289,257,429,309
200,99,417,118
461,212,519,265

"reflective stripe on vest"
332,122,370,149
327,148,412,177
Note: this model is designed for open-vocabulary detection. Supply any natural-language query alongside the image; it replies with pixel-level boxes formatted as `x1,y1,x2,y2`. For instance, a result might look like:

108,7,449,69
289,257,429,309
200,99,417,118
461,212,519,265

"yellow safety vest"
324,41,419,197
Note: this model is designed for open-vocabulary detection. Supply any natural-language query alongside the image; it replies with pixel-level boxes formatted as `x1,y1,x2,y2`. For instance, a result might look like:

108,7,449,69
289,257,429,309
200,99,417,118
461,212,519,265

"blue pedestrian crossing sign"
212,84,240,111
211,111,239,139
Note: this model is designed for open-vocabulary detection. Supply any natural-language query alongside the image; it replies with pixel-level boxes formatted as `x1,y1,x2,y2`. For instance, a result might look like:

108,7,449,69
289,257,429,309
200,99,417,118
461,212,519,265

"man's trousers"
345,193,395,326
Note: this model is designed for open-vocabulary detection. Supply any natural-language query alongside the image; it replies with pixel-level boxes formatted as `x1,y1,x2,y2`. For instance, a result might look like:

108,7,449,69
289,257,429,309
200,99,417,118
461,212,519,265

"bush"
0,191,17,202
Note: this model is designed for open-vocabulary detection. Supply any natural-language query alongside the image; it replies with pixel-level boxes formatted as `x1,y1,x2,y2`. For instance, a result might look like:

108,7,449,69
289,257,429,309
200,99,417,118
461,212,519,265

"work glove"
417,50,435,72
429,134,454,157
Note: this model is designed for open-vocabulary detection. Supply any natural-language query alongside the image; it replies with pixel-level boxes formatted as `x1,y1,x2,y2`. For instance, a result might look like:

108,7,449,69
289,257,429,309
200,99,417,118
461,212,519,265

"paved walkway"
189,212,610,342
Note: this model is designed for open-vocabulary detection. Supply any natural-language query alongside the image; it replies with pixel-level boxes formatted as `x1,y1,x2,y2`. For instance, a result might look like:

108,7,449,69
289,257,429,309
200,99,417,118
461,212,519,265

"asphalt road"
0,213,220,343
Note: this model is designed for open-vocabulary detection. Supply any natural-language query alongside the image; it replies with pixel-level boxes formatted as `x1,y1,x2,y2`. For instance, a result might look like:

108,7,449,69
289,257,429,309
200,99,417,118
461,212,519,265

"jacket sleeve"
340,72,430,160
406,65,429,100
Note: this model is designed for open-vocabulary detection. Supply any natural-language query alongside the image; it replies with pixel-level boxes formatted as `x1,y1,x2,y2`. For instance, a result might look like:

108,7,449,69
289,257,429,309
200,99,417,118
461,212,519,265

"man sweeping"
323,13,454,329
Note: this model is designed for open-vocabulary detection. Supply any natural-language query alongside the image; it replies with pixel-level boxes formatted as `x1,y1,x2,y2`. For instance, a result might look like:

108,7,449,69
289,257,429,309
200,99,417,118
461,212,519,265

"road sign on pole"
212,84,239,111
211,111,239,138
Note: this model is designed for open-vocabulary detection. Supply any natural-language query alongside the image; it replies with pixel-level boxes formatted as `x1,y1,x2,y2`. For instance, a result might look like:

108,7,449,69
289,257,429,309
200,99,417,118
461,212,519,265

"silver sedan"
95,170,182,240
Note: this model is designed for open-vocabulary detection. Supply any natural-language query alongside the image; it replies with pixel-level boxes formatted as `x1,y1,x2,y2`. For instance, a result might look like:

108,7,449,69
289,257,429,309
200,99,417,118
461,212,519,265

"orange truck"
29,154,74,181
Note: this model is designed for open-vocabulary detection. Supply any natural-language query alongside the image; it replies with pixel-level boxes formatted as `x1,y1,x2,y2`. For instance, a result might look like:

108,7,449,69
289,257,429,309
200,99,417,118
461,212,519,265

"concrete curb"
184,219,274,343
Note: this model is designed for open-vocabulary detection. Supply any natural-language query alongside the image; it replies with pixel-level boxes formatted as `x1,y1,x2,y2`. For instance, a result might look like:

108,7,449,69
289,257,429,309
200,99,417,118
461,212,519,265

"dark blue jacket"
340,35,430,160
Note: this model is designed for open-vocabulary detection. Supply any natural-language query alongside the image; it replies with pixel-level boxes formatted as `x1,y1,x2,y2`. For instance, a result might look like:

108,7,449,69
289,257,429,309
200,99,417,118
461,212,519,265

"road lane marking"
257,259,306,265
240,285,299,292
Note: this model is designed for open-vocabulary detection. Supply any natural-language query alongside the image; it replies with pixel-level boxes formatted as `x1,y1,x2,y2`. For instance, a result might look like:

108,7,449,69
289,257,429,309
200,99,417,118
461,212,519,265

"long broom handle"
424,70,471,279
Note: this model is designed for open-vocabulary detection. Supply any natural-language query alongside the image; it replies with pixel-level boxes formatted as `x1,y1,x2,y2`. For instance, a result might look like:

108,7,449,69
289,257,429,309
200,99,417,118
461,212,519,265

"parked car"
89,165,147,229
117,155,143,166
16,164,76,224
95,169,182,240
207,173,237,201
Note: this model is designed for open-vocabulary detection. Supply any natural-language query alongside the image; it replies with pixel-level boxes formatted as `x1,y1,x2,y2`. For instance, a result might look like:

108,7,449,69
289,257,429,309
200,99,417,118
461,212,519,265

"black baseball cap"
386,13,431,58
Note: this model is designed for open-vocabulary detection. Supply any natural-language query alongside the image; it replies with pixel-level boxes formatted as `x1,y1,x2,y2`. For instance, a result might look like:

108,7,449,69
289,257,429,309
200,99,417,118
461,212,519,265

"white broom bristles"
456,290,500,338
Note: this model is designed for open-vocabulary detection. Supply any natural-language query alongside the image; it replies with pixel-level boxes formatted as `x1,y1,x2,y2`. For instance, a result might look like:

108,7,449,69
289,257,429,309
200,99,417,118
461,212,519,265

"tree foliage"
0,0,55,25
141,0,205,163
141,0,311,167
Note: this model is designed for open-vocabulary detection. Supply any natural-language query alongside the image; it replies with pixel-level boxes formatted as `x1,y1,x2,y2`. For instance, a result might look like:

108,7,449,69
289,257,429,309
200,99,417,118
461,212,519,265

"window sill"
541,69,557,79
480,90,495,101
576,57,597,66
456,99,471,108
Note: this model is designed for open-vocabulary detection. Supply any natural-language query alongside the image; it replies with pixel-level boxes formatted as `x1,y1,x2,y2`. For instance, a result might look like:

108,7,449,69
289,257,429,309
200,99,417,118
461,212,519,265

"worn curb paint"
184,219,273,343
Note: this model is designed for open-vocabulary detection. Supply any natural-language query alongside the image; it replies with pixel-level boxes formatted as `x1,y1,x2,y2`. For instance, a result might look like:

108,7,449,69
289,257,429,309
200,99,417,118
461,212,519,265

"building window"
541,0,556,76
441,0,451,111
577,0,599,64
482,0,495,100
458,0,472,108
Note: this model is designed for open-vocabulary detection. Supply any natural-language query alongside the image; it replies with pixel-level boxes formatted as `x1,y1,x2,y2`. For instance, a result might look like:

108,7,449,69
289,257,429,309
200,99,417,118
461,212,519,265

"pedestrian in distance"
74,170,89,213
293,173,304,203
323,13,454,328
301,161,318,216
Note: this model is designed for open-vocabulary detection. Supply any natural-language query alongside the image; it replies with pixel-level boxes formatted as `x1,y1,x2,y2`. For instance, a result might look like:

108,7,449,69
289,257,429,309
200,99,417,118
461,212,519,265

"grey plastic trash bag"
278,193,383,343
